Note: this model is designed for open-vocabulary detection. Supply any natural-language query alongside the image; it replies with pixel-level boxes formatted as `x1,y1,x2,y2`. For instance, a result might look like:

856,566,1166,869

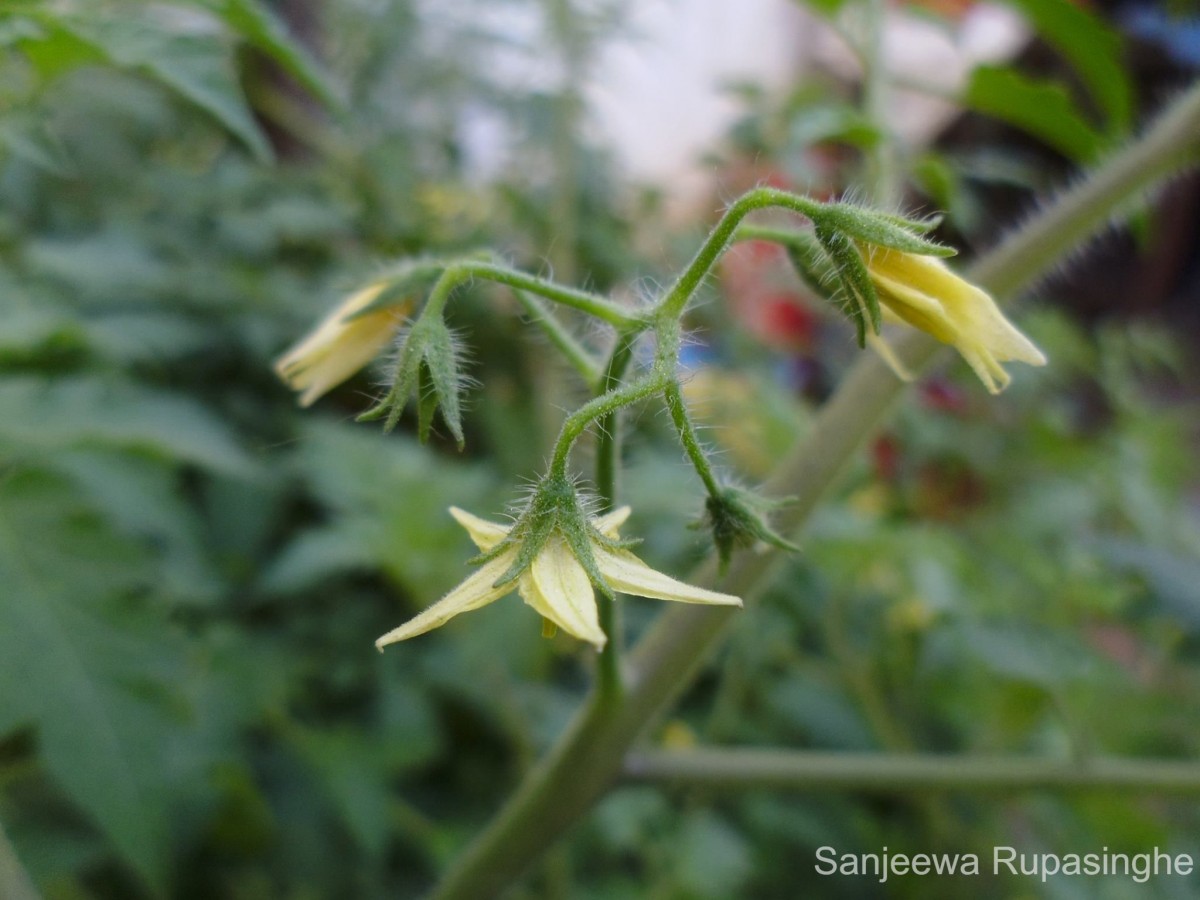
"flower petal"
866,331,914,382
525,537,606,648
449,506,511,551
375,551,517,648
592,506,632,539
863,247,1045,392
275,284,407,407
593,545,743,607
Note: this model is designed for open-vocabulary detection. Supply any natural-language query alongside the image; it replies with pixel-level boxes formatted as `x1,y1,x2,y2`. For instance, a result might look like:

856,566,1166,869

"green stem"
426,261,643,328
624,749,1200,794
593,333,637,702
732,223,812,246
548,373,667,480
514,290,604,387
663,380,721,497
426,81,1200,900
655,188,822,320
968,84,1200,299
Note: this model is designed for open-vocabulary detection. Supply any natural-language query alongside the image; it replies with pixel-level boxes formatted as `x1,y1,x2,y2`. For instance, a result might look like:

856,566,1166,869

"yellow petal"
449,506,511,551
275,284,408,406
862,247,1045,392
525,537,606,648
866,332,914,382
593,544,743,607
869,269,959,345
592,506,632,539
375,551,517,649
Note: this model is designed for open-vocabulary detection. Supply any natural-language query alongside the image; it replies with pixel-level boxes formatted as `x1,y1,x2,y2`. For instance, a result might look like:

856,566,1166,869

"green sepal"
696,485,800,574
357,328,421,431
562,522,614,601
815,224,881,347
357,314,469,446
874,210,944,236
783,231,839,304
816,203,955,258
485,473,617,599
416,365,437,442
422,318,466,449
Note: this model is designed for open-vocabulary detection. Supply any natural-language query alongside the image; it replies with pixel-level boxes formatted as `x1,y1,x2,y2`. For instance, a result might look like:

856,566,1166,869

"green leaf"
51,449,221,606
0,470,172,891
0,112,74,176
43,13,273,162
260,521,378,593
947,621,1102,688
673,812,753,899
0,377,257,477
287,726,394,859
0,307,88,367
1006,0,1133,133
964,66,1108,163
1092,537,1200,630
13,20,104,78
213,0,343,110
787,102,881,151
270,422,495,600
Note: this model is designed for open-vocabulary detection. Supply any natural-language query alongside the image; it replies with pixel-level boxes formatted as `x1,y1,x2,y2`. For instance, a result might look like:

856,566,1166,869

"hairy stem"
427,261,644,328
663,380,721,497
655,188,822,320
548,373,667,480
514,291,604,387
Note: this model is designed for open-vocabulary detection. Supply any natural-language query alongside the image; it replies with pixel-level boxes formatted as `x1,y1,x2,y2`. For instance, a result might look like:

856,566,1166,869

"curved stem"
655,188,822,320
426,261,644,328
514,290,604,387
426,81,1200,900
548,373,667,480
663,380,721,497
624,749,1200,794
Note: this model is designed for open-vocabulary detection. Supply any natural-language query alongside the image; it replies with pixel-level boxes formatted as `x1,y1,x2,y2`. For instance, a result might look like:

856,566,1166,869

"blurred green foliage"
2,1,1199,899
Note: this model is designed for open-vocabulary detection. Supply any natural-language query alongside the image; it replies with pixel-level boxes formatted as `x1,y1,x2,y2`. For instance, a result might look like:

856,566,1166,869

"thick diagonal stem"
427,82,1200,900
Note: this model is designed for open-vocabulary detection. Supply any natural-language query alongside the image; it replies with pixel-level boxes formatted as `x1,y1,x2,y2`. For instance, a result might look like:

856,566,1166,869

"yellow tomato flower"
861,246,1046,393
275,283,408,407
376,506,743,650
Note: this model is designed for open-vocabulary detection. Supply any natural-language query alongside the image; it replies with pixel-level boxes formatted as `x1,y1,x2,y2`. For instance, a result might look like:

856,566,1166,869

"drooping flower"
275,283,408,406
860,245,1046,393
376,506,743,650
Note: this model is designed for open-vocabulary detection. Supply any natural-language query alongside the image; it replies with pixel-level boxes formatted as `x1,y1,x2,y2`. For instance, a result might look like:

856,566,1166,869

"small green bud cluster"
697,485,799,574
